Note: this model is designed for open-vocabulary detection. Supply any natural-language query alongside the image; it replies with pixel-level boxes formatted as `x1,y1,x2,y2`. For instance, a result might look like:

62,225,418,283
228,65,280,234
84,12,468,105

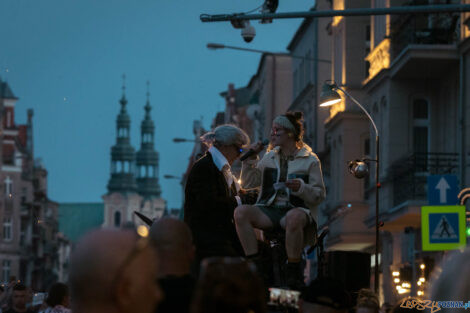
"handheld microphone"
240,139,269,162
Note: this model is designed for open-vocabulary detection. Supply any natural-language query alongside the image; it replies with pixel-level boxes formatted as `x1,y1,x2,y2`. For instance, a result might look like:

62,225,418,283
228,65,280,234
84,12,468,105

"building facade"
0,79,63,291
360,0,470,303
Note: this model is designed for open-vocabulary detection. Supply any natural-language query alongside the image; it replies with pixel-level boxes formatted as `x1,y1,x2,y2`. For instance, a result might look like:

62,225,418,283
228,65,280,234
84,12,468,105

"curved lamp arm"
335,86,379,137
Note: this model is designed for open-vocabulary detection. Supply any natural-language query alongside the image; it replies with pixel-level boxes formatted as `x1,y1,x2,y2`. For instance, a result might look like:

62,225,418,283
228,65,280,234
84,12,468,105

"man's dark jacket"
184,152,243,261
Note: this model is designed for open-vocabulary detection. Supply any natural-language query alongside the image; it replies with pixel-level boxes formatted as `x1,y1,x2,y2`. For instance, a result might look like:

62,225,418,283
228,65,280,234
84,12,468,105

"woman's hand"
285,179,301,192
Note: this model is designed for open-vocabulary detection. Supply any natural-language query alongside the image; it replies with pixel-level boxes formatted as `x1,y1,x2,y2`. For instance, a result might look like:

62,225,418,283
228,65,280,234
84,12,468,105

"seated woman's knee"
234,205,254,222
285,208,307,230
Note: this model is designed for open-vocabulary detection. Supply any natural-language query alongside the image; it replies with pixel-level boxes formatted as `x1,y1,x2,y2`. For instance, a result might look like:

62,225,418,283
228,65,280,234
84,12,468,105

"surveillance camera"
241,22,256,43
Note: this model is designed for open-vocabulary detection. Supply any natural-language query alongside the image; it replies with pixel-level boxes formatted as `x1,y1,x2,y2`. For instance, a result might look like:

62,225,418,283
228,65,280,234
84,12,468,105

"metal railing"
389,152,459,206
390,6,460,59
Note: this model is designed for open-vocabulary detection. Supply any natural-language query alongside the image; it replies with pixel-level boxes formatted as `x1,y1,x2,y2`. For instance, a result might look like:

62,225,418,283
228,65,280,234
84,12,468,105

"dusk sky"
0,0,315,209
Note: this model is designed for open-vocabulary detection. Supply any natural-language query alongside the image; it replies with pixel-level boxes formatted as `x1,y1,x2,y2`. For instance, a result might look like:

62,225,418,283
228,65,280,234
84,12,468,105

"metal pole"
459,53,466,188
335,85,380,293
207,43,331,63
200,4,470,22
375,135,380,294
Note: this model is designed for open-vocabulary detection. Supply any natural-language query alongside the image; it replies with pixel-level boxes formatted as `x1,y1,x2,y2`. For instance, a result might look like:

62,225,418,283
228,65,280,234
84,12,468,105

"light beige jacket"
241,144,326,216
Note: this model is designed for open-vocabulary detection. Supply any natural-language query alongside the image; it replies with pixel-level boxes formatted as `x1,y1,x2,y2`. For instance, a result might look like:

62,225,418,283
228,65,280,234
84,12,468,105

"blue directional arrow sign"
427,175,459,205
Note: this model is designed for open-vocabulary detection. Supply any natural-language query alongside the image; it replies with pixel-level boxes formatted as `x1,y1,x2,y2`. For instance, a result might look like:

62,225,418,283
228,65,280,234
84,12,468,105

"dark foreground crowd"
1,217,467,313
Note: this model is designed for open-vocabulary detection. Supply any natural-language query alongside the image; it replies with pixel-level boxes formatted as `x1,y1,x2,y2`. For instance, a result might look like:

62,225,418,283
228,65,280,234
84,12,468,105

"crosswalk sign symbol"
422,206,466,251
429,213,458,243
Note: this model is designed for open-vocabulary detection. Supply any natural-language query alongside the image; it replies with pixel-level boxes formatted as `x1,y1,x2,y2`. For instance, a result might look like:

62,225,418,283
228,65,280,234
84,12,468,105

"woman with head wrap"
235,111,326,290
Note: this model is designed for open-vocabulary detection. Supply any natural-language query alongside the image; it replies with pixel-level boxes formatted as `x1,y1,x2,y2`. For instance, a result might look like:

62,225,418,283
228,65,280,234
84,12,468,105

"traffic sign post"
427,175,459,206
421,206,466,251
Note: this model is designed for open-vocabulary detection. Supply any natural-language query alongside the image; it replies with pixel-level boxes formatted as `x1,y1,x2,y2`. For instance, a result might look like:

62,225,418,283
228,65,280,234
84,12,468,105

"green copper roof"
58,202,104,243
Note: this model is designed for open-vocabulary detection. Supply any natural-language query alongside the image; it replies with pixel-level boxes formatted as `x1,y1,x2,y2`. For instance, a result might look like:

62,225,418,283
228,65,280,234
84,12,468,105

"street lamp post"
319,81,381,294
164,174,182,180
207,42,331,63
173,138,197,143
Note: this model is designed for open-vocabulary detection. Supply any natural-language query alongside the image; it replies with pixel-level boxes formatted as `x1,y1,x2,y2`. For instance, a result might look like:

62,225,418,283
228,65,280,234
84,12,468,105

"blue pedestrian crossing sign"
421,206,466,251
427,175,459,205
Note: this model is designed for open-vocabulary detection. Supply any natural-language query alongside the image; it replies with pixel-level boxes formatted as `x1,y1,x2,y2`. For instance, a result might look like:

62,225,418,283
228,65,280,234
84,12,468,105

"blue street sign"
427,175,459,205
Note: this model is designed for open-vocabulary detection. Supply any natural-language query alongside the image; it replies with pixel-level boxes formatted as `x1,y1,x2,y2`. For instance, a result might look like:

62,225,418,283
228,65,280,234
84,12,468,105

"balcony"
388,10,459,79
389,152,459,207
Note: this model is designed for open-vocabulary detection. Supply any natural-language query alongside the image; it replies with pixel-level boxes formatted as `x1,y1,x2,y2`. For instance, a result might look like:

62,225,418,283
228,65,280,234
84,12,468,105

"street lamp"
319,80,381,293
207,42,331,63
164,175,182,180
173,138,196,143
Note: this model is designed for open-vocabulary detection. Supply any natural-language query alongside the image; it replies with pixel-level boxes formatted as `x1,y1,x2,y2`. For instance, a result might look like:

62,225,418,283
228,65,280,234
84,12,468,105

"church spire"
107,74,137,193
136,81,161,198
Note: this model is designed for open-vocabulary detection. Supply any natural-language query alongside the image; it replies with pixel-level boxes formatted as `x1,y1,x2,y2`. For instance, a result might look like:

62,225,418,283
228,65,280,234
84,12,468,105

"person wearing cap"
235,111,326,290
184,124,252,272
299,278,351,313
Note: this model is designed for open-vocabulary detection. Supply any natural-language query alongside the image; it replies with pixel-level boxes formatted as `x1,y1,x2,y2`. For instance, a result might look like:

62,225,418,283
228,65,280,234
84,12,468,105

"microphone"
240,139,269,162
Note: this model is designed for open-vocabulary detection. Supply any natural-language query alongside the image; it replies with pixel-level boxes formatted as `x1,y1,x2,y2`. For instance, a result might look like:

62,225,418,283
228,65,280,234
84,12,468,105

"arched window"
149,166,154,177
140,166,145,178
114,211,121,227
124,161,129,173
117,161,122,173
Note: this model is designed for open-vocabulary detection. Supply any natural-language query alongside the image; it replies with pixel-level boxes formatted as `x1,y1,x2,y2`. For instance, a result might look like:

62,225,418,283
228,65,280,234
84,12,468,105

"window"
3,218,12,241
4,176,12,197
140,166,145,178
119,128,128,138
114,211,121,227
6,111,11,128
2,260,10,283
149,166,154,177
124,161,129,173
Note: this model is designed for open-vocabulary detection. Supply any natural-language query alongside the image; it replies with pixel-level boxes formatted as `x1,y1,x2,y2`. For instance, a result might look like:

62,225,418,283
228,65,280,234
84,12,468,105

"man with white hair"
184,124,252,272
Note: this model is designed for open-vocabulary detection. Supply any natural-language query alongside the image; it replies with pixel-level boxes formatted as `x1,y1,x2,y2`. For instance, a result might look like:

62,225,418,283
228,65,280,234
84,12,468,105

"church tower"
136,82,161,198
106,77,137,193
103,78,165,229
103,76,141,228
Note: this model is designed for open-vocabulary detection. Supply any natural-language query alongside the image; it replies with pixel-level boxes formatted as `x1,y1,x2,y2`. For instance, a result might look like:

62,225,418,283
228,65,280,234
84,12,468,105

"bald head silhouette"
150,218,195,277
69,228,162,313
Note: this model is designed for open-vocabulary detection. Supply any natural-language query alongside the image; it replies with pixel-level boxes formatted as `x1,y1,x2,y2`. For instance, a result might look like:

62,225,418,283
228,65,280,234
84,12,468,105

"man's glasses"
271,128,285,136
234,145,244,155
